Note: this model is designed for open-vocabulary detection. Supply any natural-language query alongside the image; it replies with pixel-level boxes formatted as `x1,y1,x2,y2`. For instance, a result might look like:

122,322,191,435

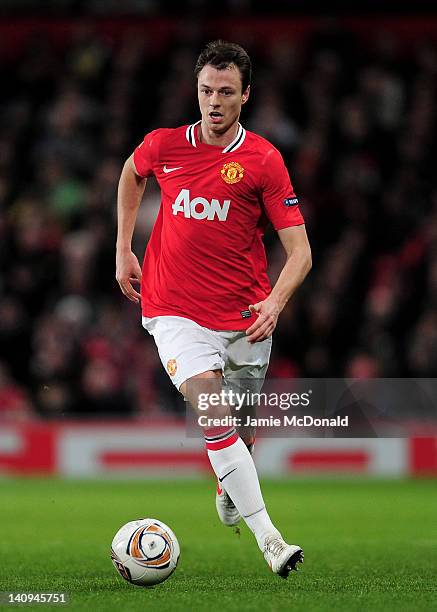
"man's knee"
180,369,221,398
181,369,232,420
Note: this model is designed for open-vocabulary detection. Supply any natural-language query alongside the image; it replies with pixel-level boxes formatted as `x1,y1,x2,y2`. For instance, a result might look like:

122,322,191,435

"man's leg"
143,317,303,575
213,396,257,526
181,370,304,576
215,332,270,524
211,376,258,526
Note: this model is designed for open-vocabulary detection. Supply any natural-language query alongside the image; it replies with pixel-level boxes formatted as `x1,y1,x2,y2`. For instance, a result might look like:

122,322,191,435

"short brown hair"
194,40,252,92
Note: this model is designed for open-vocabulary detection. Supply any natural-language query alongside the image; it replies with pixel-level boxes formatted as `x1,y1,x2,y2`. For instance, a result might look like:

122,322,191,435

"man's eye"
222,91,232,96
202,89,212,94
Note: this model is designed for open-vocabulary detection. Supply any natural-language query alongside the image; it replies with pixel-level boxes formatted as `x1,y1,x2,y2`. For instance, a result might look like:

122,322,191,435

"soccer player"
116,40,312,577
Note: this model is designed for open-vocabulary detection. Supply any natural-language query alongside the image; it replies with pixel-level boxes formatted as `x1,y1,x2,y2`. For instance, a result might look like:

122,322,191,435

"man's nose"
209,91,220,107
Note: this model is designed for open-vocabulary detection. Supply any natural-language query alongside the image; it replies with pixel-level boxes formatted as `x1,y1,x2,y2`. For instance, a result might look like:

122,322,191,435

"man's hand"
116,155,147,304
245,226,312,344
116,249,142,303
245,297,281,344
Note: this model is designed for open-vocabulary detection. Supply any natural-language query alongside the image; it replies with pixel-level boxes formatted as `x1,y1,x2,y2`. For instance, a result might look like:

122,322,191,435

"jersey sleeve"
133,129,161,178
260,147,304,230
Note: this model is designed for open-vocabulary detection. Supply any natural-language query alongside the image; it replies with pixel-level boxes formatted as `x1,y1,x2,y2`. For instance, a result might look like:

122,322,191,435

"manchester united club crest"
167,359,177,376
220,161,244,184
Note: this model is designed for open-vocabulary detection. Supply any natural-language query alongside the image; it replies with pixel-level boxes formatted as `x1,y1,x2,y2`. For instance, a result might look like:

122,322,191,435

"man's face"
197,64,250,134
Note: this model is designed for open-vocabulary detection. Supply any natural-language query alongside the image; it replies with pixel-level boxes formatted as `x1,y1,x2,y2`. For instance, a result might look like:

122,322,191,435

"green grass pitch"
0,478,436,611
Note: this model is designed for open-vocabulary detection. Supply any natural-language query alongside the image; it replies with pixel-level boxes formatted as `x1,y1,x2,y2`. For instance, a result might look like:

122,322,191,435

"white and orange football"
111,518,180,586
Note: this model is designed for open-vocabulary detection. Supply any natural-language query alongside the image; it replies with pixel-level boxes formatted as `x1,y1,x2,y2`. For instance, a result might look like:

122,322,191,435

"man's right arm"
116,154,147,304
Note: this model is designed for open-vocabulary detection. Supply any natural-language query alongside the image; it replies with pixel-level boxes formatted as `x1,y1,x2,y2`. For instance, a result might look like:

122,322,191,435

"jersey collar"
185,120,246,153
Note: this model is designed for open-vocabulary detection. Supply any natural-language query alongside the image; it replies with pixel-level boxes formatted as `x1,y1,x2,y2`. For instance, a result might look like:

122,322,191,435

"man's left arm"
246,225,312,343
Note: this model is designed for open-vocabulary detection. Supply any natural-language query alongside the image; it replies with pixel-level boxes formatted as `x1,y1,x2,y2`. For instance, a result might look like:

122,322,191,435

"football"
110,518,180,586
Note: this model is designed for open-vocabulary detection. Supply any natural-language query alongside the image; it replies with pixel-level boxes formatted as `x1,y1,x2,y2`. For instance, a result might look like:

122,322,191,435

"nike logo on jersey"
172,188,230,221
163,165,183,173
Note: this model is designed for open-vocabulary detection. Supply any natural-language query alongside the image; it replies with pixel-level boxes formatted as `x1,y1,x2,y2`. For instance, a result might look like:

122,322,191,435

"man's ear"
242,85,250,105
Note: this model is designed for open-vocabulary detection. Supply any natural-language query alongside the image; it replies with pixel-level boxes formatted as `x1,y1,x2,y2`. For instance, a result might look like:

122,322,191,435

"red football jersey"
133,121,304,330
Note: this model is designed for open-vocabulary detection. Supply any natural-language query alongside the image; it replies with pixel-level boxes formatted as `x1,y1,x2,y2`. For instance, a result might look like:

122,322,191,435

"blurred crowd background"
1,6,437,419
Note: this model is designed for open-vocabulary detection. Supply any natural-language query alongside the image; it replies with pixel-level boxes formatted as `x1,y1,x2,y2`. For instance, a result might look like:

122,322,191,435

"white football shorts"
142,315,272,391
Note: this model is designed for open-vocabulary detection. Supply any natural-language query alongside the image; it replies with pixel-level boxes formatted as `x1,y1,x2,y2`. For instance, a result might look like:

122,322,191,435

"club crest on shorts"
221,161,244,184
167,359,177,376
